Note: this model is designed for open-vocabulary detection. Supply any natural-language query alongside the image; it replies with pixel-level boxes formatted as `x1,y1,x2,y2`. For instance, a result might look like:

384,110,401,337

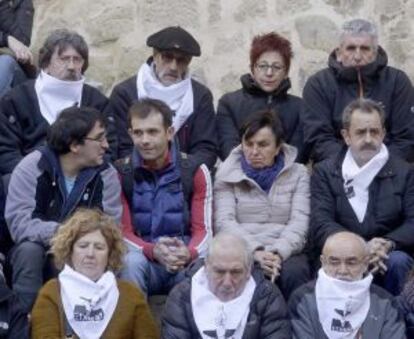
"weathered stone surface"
323,0,364,15
213,32,245,54
219,71,242,95
208,0,221,24
29,0,414,97
276,0,311,16
140,0,200,29
234,0,267,23
295,16,339,53
88,3,135,45
376,0,404,23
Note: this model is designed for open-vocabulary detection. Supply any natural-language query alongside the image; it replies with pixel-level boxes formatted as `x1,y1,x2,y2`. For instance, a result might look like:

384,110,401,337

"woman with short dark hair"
214,110,311,299
31,208,159,339
217,32,307,162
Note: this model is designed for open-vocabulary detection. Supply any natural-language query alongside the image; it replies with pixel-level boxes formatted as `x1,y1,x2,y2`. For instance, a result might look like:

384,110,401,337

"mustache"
360,144,377,151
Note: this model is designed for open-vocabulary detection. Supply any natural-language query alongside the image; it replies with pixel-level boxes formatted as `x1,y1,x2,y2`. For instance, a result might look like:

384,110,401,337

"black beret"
147,26,201,57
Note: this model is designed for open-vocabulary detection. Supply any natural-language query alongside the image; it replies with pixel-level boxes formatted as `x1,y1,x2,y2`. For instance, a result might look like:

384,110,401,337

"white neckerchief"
35,70,84,124
191,266,256,339
136,62,194,132
342,144,389,222
59,264,119,339
315,268,372,339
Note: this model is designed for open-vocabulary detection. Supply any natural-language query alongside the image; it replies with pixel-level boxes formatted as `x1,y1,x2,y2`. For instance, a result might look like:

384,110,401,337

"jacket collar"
38,146,109,182
216,143,298,184
331,146,395,179
328,46,388,84
240,73,291,98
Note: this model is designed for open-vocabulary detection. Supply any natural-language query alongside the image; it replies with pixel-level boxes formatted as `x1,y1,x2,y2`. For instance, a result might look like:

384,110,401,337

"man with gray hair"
302,18,414,163
162,232,290,338
290,231,406,339
310,98,414,296
0,28,118,175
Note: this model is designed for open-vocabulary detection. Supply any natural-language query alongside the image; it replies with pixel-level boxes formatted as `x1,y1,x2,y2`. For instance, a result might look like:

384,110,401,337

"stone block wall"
31,0,414,102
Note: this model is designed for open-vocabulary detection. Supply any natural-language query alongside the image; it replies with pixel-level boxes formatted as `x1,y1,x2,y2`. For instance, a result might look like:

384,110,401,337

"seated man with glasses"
0,28,119,177
5,106,122,313
216,31,307,162
110,26,217,169
289,231,406,339
302,19,414,163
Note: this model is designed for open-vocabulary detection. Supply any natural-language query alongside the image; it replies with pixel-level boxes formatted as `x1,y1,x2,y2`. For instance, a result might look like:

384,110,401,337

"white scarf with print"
342,144,389,222
59,264,119,339
35,70,84,124
191,266,256,339
315,268,372,339
136,62,193,132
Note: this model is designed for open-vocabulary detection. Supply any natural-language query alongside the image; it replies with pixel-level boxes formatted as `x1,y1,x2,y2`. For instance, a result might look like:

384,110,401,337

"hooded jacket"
302,47,414,162
217,74,307,162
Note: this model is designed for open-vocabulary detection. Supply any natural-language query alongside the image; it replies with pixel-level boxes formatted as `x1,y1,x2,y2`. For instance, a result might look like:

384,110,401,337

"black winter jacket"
310,149,414,255
161,262,291,339
217,74,307,162
302,47,414,162
0,80,119,174
0,282,28,339
110,60,218,169
0,0,34,47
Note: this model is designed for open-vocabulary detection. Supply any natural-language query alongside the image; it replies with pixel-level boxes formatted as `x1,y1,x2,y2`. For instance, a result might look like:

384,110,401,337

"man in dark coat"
290,232,406,339
0,0,34,98
110,26,217,169
0,28,118,175
310,98,414,296
162,232,291,339
302,18,414,163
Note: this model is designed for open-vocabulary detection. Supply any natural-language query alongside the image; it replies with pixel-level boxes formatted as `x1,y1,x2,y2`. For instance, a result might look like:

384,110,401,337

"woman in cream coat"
214,109,310,299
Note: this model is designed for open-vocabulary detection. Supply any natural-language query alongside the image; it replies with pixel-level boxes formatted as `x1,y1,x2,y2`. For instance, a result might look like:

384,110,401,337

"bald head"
321,232,369,281
205,233,252,302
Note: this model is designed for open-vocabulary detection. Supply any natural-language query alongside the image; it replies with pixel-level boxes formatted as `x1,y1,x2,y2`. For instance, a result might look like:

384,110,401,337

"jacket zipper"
357,68,364,98
267,94,273,105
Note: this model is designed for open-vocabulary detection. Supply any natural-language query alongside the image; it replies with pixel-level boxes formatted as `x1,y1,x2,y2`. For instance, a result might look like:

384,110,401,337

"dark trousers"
374,250,414,295
8,242,57,313
277,253,311,301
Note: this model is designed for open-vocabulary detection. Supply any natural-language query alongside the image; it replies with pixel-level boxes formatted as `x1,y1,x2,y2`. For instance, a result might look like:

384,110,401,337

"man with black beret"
110,26,217,169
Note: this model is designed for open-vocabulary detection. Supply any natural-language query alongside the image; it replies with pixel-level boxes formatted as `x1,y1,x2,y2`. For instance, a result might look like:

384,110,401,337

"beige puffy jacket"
214,143,310,260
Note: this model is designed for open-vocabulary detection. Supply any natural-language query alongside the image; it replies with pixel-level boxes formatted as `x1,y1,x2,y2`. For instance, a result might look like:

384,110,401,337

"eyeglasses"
255,63,285,74
58,55,84,66
84,133,107,144
159,51,191,66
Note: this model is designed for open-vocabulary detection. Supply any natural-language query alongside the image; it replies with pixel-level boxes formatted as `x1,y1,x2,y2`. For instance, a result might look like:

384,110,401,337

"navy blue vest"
118,143,196,243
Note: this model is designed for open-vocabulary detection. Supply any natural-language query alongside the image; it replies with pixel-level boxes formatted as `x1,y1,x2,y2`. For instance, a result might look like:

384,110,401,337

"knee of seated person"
387,250,414,269
13,242,45,259
124,248,149,270
0,55,18,71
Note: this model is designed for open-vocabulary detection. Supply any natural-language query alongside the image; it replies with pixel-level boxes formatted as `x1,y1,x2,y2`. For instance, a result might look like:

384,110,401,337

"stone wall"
31,0,414,102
